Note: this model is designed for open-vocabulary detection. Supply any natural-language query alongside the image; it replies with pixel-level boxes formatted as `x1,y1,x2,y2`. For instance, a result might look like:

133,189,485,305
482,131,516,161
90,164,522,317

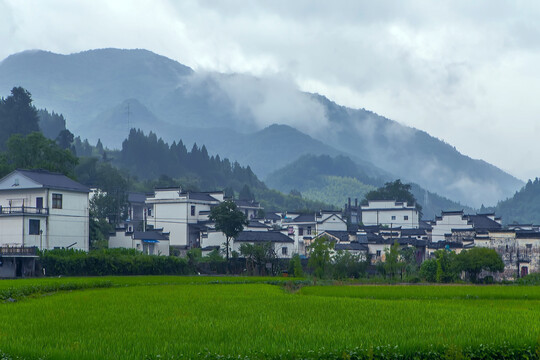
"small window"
36,197,43,209
29,219,40,235
391,215,396,221
52,193,62,209
282,247,288,256
307,226,312,235
298,227,304,236
147,207,152,217
191,205,196,216
404,215,409,221
376,250,381,257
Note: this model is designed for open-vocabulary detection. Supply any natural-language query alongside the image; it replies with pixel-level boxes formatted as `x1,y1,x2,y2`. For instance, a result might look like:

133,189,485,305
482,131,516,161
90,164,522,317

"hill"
0,48,524,207
266,154,473,219
492,178,540,225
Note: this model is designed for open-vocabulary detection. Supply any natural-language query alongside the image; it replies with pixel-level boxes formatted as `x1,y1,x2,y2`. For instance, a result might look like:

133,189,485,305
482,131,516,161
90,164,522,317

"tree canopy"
364,179,422,215
209,201,248,261
0,87,40,149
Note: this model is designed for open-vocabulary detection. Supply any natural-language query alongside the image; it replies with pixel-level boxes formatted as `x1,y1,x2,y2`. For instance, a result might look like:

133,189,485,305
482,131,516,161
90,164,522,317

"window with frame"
191,205,196,216
376,250,381,257
29,219,40,235
307,226,312,235
404,215,409,220
298,227,304,236
282,247,288,256
147,207,152,217
391,215,396,221
52,193,62,209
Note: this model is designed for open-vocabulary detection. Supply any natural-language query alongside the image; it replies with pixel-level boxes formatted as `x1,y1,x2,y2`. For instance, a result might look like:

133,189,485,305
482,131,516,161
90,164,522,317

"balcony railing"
0,206,49,216
0,246,38,256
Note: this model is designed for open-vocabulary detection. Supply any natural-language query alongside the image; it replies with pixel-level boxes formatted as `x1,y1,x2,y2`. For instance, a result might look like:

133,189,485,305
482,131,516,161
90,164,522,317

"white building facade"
0,169,90,251
361,200,420,229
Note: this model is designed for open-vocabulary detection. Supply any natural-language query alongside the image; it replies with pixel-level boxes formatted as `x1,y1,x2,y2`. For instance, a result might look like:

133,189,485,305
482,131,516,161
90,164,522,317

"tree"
456,247,505,283
209,201,248,261
239,242,276,275
55,129,75,152
364,179,422,216
0,87,40,149
308,236,334,279
288,253,304,277
419,259,437,282
384,241,402,279
239,184,255,201
434,249,459,283
1,132,78,177
333,250,367,279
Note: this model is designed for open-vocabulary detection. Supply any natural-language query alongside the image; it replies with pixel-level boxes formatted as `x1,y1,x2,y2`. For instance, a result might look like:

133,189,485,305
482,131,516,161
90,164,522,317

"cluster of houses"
0,169,538,279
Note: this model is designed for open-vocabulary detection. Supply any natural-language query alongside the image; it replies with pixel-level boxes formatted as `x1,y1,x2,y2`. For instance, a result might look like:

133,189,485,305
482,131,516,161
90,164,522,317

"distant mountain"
490,178,540,225
266,154,474,220
0,48,524,207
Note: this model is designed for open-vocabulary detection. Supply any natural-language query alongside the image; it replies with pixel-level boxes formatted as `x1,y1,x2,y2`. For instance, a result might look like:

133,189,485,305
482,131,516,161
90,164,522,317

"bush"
39,248,193,276
419,259,437,282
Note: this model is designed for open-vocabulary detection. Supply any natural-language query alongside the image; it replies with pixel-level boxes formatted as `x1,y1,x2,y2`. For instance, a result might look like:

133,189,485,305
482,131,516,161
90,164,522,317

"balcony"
0,246,38,256
0,206,49,216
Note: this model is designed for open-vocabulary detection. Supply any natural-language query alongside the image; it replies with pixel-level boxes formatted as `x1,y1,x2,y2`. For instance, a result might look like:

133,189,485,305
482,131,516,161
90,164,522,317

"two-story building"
0,169,90,251
361,200,420,229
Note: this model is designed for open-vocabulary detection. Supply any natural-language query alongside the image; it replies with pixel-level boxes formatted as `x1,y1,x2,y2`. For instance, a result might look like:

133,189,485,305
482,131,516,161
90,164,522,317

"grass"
0,277,538,359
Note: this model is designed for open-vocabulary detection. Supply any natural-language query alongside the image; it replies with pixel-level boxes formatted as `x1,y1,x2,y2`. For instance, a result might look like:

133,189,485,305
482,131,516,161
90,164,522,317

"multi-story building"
361,200,420,229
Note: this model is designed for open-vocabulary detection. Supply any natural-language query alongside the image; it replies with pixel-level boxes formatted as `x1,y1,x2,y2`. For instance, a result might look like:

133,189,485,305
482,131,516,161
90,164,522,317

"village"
0,168,537,280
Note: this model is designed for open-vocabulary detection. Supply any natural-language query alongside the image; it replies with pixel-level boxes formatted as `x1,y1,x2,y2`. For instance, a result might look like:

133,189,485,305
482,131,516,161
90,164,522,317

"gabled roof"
127,192,147,203
319,230,350,243
264,212,282,221
247,220,270,228
335,242,369,251
4,169,90,193
235,231,294,243
187,192,221,202
288,213,315,223
400,228,427,236
466,215,502,231
234,199,261,208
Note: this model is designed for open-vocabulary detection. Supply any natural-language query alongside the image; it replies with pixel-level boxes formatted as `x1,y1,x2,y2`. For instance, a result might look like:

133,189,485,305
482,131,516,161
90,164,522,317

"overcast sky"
1,0,539,181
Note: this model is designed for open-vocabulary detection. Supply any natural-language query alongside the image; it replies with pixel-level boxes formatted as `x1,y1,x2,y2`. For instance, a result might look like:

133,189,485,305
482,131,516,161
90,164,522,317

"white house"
431,211,502,242
109,229,170,256
0,169,90,251
145,188,224,250
361,200,419,229
233,231,295,258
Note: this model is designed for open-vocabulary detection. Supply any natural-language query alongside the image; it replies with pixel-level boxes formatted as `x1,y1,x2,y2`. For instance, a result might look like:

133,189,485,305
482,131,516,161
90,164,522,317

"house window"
52,193,62,209
376,250,381,257
282,247,288,256
36,197,43,209
404,216,409,221
191,205,196,216
391,215,396,221
307,226,312,235
147,207,152,217
298,227,304,236
29,219,40,235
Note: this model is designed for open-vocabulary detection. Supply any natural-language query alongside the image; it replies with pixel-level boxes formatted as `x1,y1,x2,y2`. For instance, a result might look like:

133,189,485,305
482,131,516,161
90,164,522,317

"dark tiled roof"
466,215,502,231
428,241,463,249
132,231,169,241
320,230,350,243
289,214,315,223
516,231,540,239
235,231,294,243
419,220,433,230
264,212,282,221
14,169,89,193
335,242,369,251
127,192,147,203
400,228,427,236
187,192,221,202
247,220,269,228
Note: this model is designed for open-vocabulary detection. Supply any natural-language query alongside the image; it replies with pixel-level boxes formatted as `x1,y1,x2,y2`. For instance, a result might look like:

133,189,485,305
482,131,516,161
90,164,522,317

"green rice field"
0,276,539,359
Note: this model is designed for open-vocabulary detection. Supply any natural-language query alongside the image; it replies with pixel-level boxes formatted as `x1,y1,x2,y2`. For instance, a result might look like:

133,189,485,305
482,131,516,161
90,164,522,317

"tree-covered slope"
266,154,472,220
493,178,540,224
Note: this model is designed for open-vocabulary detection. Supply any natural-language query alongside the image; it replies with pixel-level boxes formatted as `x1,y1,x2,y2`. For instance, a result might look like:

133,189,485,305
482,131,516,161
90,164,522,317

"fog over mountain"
0,49,523,208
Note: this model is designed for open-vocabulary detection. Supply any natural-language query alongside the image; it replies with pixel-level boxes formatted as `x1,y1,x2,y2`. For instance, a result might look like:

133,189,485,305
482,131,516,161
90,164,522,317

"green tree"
288,253,304,277
239,184,255,201
332,250,367,279
209,201,248,261
384,241,402,279
0,87,40,149
456,247,505,283
1,132,78,177
239,242,276,275
308,236,334,279
434,249,459,283
419,259,438,282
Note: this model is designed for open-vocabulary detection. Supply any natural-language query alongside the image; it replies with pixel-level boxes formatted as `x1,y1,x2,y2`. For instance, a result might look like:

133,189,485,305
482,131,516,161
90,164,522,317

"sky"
1,0,540,181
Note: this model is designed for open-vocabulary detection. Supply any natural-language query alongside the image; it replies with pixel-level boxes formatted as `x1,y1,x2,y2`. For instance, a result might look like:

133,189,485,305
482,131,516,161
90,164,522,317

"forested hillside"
266,154,473,219
493,178,540,224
